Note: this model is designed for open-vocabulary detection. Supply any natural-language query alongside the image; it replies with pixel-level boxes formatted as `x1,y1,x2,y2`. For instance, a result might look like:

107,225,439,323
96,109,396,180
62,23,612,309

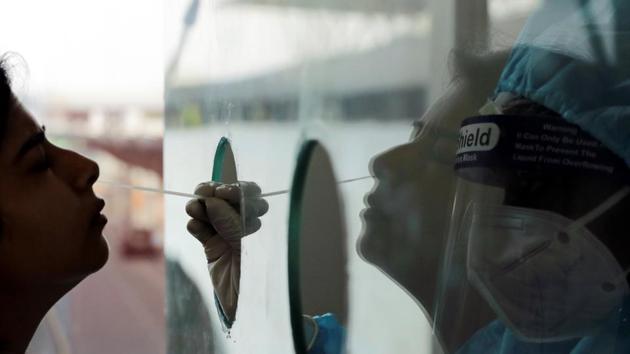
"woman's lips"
93,213,108,227
91,199,108,228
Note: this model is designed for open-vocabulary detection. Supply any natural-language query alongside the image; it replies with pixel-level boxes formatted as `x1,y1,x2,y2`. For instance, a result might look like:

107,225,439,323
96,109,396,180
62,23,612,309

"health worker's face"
0,103,108,291
358,68,505,309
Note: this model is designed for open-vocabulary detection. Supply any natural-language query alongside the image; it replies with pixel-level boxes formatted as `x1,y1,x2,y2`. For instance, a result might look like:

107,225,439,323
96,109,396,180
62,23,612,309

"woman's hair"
0,58,13,142
0,59,10,237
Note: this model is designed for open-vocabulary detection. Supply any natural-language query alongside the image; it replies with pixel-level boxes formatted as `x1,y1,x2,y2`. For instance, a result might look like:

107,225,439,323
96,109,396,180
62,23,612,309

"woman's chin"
357,211,389,267
85,236,110,274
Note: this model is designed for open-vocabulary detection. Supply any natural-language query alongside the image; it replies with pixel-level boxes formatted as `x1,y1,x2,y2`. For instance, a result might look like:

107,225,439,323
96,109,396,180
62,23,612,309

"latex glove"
185,181,268,324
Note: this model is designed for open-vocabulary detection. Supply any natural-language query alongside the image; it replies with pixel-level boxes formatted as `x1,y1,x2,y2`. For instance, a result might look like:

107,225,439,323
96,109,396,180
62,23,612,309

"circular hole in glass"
211,137,239,328
288,140,348,354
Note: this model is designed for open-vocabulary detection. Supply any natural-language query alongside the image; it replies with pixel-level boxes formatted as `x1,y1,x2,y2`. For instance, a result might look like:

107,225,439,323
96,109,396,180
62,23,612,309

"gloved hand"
185,181,268,324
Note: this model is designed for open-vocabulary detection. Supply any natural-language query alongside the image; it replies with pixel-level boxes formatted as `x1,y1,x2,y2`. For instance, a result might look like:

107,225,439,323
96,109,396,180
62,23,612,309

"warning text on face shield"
454,115,629,180
511,124,615,174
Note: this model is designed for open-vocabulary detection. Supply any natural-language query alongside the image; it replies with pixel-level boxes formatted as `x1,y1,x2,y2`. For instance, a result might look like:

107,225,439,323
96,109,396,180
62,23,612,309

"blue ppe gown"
456,297,630,354
495,0,630,167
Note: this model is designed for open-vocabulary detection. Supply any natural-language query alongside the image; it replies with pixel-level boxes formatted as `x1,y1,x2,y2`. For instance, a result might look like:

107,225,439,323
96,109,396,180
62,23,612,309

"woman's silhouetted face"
0,102,108,291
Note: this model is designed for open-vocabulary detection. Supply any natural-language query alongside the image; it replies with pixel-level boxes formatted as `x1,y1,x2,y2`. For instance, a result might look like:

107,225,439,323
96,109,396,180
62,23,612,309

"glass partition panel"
162,1,623,354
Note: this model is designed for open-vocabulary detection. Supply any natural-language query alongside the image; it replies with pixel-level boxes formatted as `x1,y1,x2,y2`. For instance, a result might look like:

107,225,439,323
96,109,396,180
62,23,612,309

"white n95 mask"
466,187,630,342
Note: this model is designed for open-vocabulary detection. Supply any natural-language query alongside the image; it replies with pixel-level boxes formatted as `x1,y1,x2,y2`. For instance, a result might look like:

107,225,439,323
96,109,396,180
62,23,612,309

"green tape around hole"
212,137,231,182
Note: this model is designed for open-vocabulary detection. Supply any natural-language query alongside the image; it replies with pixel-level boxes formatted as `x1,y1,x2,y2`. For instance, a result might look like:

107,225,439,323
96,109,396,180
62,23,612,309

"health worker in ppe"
185,0,630,353
441,0,630,353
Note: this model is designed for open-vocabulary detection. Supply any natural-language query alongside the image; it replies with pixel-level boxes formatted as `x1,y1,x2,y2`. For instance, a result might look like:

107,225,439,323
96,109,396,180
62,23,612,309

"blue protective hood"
496,0,630,167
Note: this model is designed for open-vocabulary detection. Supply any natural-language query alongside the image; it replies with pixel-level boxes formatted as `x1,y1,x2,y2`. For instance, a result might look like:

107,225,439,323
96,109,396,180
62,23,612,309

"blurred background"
0,1,166,353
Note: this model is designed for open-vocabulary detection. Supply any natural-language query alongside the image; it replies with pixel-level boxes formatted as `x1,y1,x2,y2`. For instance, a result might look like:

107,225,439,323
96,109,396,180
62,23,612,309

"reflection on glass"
167,259,215,354
354,50,508,354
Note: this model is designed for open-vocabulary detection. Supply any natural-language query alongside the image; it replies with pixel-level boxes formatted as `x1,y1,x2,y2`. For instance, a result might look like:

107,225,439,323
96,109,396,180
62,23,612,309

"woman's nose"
53,147,100,193
81,157,100,188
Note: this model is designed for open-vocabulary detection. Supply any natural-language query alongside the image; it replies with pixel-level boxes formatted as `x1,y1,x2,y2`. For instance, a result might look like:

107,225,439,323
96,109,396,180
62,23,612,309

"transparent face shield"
432,113,630,353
